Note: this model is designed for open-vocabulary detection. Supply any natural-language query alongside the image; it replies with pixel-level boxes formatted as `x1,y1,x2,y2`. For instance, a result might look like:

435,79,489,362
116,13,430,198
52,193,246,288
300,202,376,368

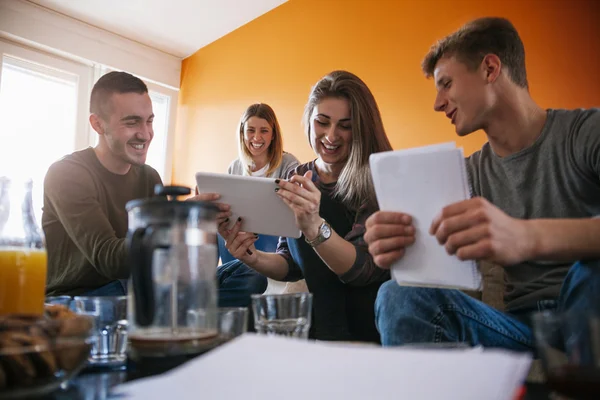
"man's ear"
89,114,104,135
481,54,502,83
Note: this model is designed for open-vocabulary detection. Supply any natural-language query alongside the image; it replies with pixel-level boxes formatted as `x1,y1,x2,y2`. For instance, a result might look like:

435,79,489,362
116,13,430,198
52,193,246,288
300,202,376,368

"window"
0,39,179,225
0,40,92,224
0,57,78,179
147,90,171,182
146,83,178,184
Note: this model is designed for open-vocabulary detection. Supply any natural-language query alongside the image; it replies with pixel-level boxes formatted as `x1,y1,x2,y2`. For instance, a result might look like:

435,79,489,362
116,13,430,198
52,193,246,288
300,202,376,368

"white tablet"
195,172,302,239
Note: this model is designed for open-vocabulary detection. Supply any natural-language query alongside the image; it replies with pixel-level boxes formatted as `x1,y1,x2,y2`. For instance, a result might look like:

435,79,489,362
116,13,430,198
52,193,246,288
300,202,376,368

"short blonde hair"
238,103,284,176
303,71,393,210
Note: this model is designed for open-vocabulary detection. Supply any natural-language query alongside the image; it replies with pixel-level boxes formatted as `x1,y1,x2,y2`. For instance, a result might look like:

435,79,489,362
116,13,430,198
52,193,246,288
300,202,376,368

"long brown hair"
303,71,393,210
237,103,284,176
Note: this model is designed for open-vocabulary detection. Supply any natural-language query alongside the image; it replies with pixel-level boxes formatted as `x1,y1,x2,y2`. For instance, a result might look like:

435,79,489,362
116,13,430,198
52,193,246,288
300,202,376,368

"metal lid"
125,184,219,216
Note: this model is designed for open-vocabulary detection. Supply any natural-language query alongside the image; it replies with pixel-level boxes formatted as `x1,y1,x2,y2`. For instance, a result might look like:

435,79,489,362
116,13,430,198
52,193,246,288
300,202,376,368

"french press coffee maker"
126,185,219,358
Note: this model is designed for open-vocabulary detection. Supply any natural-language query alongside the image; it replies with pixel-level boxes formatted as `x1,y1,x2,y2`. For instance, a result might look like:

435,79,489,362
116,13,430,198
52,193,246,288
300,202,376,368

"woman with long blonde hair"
217,103,299,307
228,103,299,178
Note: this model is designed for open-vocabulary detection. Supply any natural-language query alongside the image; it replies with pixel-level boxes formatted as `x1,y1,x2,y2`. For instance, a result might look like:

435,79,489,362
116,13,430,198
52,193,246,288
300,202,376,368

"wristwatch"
305,220,332,247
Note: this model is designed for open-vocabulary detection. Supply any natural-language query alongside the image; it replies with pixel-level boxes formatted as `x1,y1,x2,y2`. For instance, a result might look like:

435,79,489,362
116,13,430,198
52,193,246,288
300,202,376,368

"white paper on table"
113,334,532,400
369,142,482,291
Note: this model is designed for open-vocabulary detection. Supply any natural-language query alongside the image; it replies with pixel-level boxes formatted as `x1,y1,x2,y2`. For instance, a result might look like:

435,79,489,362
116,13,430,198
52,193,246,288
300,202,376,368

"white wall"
0,0,181,89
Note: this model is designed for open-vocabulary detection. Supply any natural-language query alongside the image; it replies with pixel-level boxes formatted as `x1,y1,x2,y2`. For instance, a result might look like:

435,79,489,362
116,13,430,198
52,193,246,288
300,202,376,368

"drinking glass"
72,296,128,367
251,293,312,339
45,295,72,307
218,307,248,340
0,178,46,315
532,310,600,400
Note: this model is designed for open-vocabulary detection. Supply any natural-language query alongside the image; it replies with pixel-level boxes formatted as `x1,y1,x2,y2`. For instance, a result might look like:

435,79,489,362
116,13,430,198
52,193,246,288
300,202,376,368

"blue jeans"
375,260,600,350
217,234,279,265
217,260,268,308
81,280,128,296
216,234,277,308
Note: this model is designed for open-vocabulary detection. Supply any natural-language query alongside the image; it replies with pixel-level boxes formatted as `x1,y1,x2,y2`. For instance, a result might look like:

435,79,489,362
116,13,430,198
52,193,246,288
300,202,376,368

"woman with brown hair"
221,71,393,342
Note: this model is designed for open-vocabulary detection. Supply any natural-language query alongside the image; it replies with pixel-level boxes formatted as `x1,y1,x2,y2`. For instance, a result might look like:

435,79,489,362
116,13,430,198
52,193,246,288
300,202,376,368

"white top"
250,163,269,177
227,152,300,179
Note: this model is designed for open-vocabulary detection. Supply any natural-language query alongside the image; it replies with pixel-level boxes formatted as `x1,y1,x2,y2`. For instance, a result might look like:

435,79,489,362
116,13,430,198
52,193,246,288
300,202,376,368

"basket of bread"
0,304,94,398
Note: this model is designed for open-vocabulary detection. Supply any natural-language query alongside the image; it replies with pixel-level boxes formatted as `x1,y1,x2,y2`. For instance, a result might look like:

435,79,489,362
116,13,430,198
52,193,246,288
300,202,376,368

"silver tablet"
195,172,302,239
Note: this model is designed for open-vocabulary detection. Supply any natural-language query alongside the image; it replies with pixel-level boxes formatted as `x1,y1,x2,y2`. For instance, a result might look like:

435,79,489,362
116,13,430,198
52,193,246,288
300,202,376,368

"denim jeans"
375,260,600,350
217,260,268,308
217,234,279,265
216,233,277,309
81,279,128,296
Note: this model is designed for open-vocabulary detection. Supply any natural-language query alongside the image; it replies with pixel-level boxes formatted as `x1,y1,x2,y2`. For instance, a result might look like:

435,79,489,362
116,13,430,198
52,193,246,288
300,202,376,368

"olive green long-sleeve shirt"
43,147,161,296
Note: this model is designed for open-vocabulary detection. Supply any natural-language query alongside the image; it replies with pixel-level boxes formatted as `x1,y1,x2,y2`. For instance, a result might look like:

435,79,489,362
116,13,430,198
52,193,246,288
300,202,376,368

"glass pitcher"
0,177,47,315
125,185,219,359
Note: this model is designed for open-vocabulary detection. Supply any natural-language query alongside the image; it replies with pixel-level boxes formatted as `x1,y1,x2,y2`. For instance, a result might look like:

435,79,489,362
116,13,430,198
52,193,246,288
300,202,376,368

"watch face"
322,223,332,239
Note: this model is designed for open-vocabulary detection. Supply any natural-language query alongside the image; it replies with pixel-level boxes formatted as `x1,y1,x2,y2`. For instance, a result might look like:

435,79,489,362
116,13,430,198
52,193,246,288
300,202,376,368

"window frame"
0,38,94,151
146,81,178,184
0,39,179,183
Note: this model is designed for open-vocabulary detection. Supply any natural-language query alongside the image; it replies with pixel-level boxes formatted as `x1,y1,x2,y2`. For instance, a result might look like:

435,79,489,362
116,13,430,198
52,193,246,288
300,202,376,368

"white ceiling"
28,0,287,58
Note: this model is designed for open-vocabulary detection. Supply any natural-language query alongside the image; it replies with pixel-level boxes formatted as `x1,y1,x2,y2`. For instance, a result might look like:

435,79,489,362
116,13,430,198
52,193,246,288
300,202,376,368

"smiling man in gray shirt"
364,17,600,350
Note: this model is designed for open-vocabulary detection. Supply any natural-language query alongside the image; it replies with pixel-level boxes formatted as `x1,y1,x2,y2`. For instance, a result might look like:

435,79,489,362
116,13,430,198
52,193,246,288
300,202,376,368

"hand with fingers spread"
364,211,416,269
220,217,259,264
429,197,533,266
274,170,323,240
187,191,233,229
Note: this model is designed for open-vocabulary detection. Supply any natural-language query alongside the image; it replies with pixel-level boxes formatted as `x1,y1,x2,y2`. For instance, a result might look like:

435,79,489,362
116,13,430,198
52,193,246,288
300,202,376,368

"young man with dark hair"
364,17,600,349
43,71,162,296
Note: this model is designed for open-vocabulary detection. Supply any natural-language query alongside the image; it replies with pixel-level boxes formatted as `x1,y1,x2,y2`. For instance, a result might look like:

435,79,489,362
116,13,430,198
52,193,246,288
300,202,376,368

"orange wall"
173,0,600,187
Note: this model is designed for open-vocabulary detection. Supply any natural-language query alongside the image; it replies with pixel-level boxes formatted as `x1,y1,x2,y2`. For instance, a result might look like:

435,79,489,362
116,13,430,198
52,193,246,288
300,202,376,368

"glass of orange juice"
0,177,47,316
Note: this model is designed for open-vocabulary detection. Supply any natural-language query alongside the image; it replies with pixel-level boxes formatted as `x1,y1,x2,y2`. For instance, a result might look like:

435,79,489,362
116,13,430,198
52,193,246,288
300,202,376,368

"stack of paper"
114,334,532,400
369,142,481,290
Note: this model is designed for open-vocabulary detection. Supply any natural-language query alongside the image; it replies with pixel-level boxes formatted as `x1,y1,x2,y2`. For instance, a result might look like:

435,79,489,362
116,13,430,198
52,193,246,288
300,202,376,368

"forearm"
247,251,290,280
526,218,600,262
91,238,129,279
51,204,130,279
313,233,388,285
45,165,136,281
312,231,357,276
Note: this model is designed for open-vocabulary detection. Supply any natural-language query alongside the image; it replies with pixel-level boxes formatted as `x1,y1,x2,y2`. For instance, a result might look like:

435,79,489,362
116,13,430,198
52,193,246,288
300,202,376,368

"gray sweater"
227,152,300,179
466,108,600,311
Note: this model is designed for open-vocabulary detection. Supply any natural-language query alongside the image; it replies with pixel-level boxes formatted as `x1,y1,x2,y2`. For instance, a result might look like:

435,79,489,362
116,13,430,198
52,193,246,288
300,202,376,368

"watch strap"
305,220,330,247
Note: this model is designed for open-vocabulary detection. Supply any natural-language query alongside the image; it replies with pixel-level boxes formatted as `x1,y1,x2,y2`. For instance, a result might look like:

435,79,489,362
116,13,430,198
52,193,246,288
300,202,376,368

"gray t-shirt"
227,152,300,179
466,108,600,311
